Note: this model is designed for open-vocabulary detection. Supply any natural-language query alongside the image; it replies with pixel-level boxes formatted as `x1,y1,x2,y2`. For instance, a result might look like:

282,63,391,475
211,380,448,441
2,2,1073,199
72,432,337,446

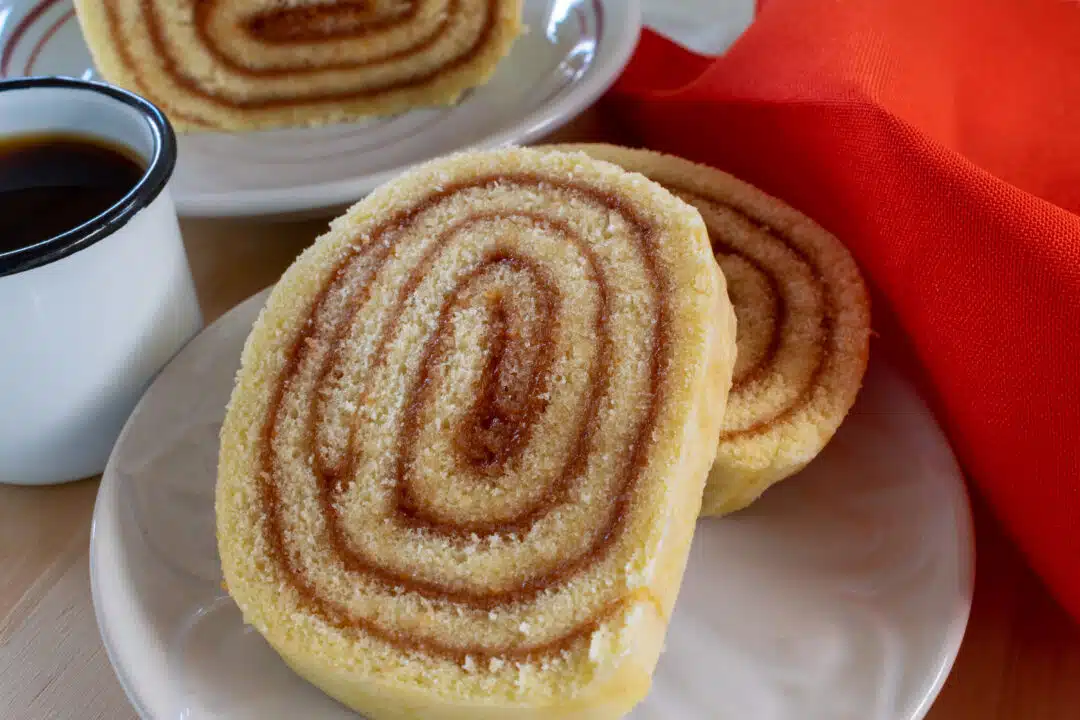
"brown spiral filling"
244,1,417,44
257,175,671,663
672,186,833,442
101,0,496,120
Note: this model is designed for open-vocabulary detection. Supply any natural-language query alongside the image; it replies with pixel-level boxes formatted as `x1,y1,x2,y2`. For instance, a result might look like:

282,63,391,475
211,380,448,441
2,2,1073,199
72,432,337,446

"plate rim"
176,0,643,218
89,286,976,720
908,427,976,719
88,288,276,720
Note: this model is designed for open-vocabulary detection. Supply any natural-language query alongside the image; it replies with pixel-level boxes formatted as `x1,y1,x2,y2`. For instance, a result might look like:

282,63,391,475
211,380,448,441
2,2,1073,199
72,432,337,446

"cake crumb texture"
215,146,738,718
73,0,524,131
547,143,872,517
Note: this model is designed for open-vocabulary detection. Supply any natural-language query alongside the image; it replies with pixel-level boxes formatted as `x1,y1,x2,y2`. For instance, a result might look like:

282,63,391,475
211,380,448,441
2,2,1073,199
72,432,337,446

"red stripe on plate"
0,0,67,77
25,7,74,75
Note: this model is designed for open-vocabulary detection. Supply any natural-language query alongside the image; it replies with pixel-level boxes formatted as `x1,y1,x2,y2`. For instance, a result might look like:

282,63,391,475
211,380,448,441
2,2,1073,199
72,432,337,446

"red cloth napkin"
601,0,1080,621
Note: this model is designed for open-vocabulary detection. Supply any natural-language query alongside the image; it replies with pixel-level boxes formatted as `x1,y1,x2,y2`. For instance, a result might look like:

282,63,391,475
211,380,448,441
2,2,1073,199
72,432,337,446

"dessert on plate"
73,0,524,131
549,144,872,517
215,147,737,718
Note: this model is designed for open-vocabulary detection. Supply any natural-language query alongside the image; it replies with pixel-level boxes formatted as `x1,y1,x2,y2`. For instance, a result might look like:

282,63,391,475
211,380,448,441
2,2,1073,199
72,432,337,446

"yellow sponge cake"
214,147,737,718
549,144,871,517
73,0,523,131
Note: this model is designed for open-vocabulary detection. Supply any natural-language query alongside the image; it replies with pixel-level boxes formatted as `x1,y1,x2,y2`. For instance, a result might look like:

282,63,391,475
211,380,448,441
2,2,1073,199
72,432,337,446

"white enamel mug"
0,77,203,486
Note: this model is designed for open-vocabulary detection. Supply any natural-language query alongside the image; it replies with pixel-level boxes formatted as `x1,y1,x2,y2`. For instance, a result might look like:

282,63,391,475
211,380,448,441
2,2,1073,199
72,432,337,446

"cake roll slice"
215,147,737,719
73,0,523,131
550,144,871,517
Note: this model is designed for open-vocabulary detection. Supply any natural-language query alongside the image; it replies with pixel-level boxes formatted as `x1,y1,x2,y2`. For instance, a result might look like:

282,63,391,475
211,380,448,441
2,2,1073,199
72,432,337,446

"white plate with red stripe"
0,0,641,218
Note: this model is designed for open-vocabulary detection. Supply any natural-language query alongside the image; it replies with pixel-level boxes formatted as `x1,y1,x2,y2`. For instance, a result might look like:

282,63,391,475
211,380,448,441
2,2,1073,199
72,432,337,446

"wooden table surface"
2,121,1080,720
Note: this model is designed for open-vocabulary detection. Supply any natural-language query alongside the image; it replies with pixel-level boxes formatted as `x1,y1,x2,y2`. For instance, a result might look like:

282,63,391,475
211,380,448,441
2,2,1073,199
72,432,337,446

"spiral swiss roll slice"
72,0,523,131
548,144,872,517
215,147,737,719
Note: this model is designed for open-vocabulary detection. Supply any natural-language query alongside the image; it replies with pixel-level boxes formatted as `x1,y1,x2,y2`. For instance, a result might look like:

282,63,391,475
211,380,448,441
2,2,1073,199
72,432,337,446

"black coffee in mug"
0,133,146,254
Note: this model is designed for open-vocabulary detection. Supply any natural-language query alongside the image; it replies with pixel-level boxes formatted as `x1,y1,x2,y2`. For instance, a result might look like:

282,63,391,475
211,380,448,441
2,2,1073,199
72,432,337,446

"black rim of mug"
0,76,177,278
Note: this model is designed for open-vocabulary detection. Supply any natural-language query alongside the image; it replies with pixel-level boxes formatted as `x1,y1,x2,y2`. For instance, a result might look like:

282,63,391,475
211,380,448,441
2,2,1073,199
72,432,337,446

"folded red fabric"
602,0,1080,622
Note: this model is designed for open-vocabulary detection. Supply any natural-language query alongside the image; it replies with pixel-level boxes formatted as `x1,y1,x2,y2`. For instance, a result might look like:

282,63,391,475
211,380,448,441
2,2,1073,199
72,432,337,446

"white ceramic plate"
0,0,640,217
91,288,975,720
641,0,755,55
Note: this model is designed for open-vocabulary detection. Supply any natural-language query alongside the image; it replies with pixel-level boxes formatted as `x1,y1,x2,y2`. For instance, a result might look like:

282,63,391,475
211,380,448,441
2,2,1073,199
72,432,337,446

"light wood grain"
2,115,1079,720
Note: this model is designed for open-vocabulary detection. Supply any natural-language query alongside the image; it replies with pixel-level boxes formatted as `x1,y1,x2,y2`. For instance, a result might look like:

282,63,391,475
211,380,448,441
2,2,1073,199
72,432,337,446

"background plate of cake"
0,0,640,217
89,146,975,719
